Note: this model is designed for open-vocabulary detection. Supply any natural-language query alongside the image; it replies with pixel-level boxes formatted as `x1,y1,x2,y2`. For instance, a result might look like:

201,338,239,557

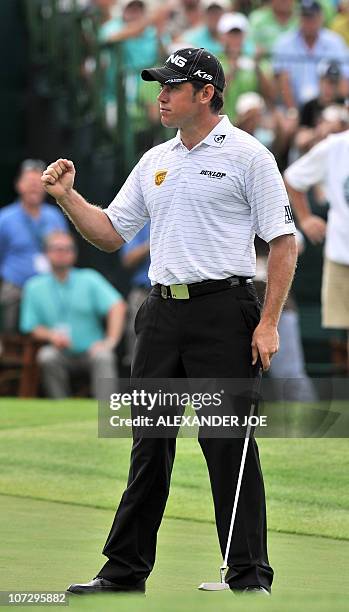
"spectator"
296,59,348,152
249,0,298,59
20,231,127,398
179,0,229,55
99,0,168,70
218,12,274,122
169,0,204,40
284,128,349,367
121,223,151,366
273,0,349,109
331,0,349,46
96,0,170,123
0,160,68,332
234,92,296,168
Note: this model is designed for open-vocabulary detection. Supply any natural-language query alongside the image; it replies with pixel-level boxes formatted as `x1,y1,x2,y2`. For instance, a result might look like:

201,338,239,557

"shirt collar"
297,28,321,51
169,115,233,151
170,131,182,150
201,115,233,147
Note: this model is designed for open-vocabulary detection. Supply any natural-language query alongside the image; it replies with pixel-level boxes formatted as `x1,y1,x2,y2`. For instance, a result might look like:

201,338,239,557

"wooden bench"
0,334,43,397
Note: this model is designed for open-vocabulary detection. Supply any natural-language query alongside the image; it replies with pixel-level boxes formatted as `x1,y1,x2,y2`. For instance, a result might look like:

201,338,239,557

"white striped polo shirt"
104,115,295,285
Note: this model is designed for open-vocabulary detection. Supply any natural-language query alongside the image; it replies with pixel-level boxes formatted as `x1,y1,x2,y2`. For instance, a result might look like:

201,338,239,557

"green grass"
0,398,348,611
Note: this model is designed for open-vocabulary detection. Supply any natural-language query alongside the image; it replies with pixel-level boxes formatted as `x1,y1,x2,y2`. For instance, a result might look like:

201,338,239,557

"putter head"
198,582,230,591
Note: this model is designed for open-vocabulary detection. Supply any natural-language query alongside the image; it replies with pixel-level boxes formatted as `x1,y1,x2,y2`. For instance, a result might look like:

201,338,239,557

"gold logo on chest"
155,170,168,186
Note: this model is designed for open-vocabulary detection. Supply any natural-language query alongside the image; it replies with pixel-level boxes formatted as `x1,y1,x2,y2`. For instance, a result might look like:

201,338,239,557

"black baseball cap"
141,48,226,92
300,0,322,16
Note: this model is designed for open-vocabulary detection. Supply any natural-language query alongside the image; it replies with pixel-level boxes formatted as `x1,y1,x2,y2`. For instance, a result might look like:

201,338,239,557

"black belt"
154,276,253,300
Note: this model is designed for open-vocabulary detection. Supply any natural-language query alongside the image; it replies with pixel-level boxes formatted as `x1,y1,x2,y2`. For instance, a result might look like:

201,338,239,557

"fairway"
0,398,348,611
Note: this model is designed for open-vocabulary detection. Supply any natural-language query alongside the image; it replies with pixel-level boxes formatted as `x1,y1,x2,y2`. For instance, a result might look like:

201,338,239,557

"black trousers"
98,284,274,591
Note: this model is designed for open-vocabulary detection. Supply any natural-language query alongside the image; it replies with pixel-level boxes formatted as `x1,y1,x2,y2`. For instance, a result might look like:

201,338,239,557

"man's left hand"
251,322,279,371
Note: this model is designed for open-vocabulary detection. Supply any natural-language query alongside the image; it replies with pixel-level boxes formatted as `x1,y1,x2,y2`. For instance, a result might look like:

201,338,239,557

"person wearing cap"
296,59,349,153
42,47,297,596
0,160,68,332
218,12,274,122
273,0,349,110
284,128,349,369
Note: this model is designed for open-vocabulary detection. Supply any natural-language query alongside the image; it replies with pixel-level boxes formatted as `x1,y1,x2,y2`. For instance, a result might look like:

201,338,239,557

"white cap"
235,92,266,116
217,12,249,34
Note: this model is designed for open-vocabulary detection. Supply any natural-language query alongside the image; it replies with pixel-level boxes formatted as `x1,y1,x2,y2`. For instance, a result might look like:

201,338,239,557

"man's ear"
200,84,215,105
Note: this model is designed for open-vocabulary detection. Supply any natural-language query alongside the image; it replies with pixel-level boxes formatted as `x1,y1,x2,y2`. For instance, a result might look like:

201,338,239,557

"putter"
198,367,263,591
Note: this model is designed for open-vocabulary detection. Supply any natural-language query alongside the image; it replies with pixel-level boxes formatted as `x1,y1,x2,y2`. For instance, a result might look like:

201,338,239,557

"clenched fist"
41,159,76,200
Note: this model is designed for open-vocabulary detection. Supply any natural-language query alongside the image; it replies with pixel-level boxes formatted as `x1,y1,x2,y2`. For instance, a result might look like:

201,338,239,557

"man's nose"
157,86,169,102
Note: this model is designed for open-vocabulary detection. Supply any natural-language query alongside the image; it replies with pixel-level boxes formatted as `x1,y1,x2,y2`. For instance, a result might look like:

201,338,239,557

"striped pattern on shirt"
105,115,295,285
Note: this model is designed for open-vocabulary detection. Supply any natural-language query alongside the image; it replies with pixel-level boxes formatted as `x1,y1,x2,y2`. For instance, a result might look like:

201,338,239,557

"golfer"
41,48,297,596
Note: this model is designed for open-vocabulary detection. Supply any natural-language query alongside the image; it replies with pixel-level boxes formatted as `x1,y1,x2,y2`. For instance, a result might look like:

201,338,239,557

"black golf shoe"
67,577,146,595
232,585,270,595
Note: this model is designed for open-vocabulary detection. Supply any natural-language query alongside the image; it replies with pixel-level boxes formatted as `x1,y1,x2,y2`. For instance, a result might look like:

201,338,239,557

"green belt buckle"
170,284,190,299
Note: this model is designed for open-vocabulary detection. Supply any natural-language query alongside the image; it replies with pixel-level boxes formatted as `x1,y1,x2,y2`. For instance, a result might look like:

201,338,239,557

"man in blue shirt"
121,223,151,366
273,0,349,108
20,231,127,398
0,159,68,331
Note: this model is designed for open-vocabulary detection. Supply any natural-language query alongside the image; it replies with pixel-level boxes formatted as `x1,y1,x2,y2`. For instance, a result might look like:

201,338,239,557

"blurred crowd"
0,0,348,397
74,0,349,164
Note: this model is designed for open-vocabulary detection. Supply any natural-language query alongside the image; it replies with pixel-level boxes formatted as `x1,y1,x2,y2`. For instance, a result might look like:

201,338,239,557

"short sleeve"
284,137,329,191
87,270,123,316
104,161,150,243
245,148,296,243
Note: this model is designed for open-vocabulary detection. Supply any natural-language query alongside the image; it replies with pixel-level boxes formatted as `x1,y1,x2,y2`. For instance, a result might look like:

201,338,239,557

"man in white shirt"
284,129,349,359
41,48,297,596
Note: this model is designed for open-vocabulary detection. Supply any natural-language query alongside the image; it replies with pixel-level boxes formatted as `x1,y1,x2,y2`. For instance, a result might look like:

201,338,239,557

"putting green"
0,398,348,611
0,495,348,612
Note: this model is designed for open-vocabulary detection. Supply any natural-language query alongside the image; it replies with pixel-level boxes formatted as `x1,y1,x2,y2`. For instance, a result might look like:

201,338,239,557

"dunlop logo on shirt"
200,169,226,179
155,170,168,186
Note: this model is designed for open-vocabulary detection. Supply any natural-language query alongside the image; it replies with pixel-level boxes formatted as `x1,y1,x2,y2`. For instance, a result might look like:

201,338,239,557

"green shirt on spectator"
249,6,298,57
220,57,259,123
21,268,122,354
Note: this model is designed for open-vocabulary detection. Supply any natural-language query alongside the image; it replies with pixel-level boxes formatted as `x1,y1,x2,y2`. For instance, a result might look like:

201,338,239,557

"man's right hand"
41,159,76,200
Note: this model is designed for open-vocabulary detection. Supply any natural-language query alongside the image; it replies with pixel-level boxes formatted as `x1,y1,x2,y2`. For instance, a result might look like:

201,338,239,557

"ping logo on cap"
167,54,188,68
155,170,168,186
